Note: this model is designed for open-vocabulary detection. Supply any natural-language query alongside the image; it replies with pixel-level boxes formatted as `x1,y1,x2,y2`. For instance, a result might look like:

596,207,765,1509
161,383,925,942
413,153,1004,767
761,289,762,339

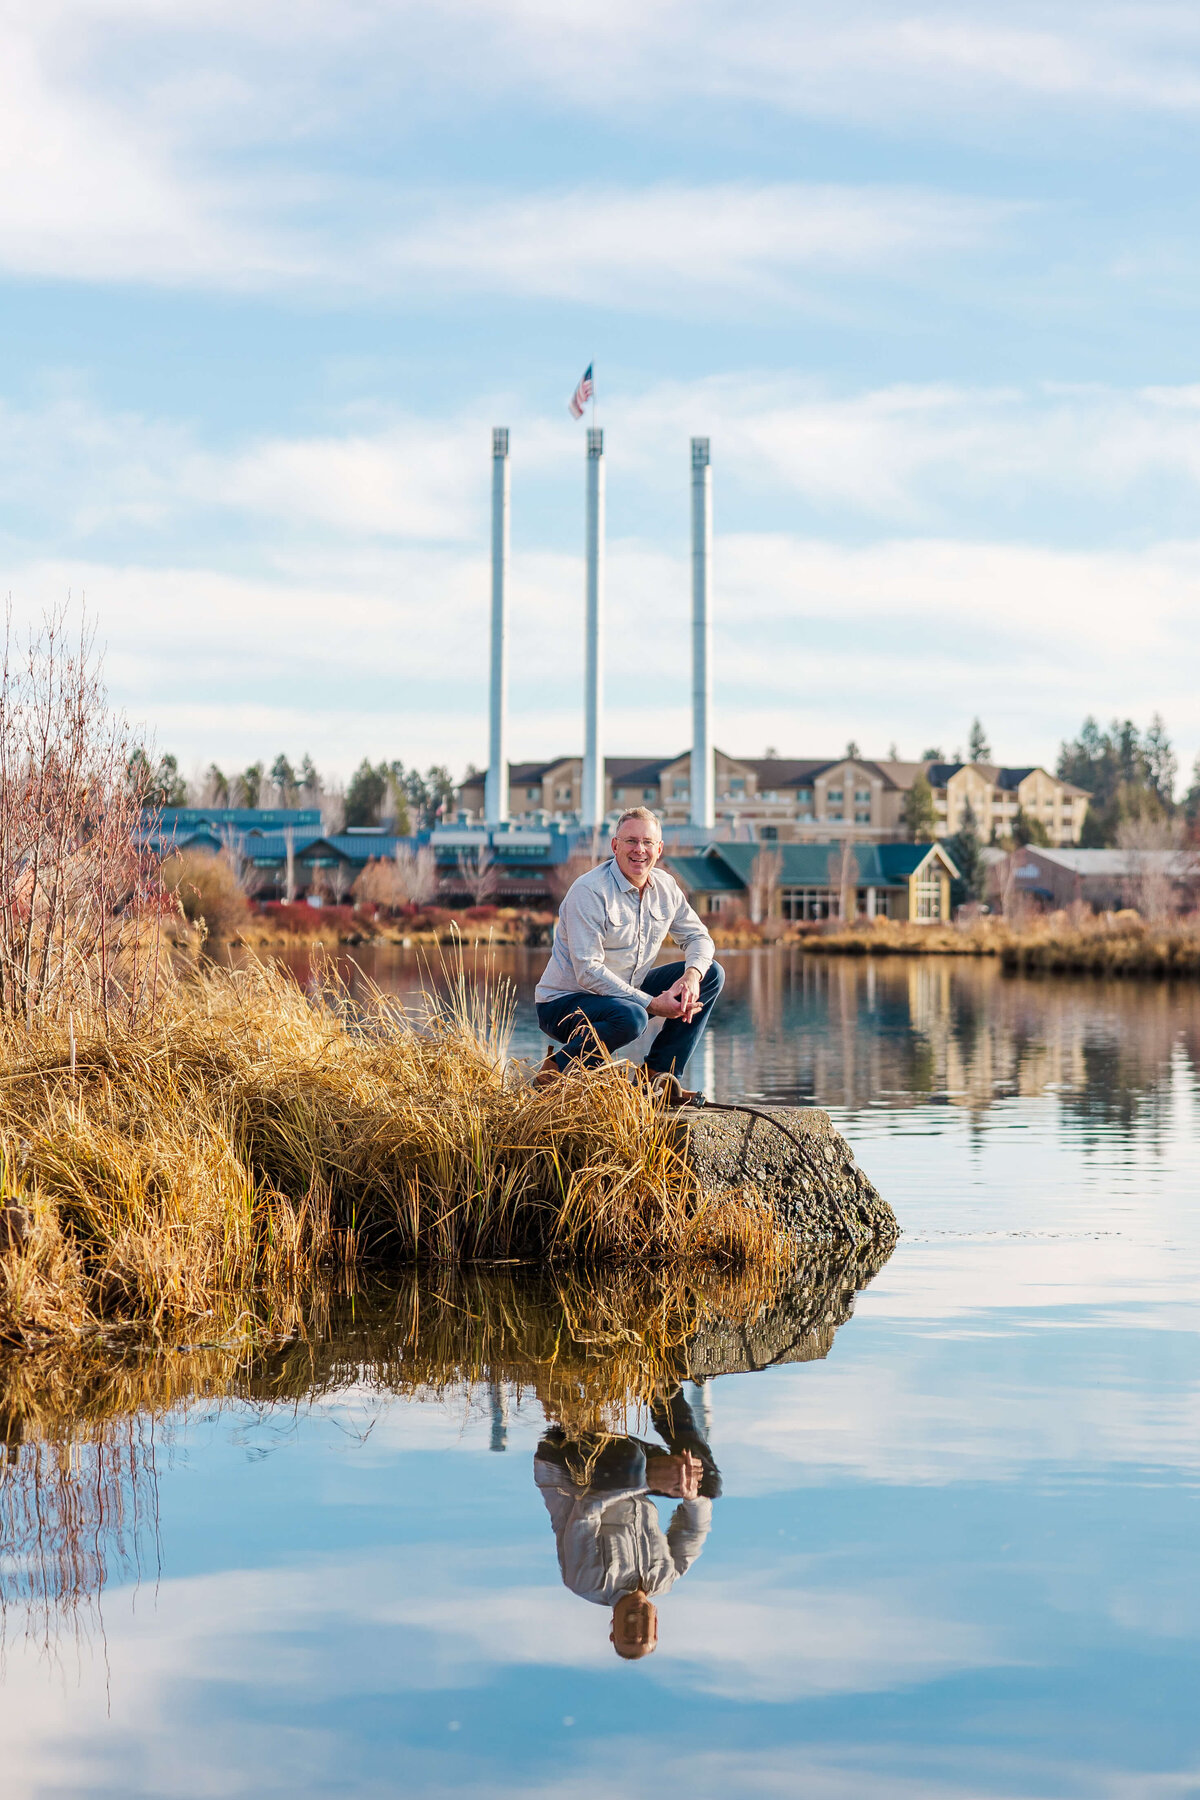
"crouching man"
534,807,724,1099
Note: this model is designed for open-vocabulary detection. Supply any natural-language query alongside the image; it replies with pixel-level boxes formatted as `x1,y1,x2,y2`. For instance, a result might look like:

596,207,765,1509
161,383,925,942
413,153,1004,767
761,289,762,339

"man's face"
611,819,663,887
611,1590,658,1659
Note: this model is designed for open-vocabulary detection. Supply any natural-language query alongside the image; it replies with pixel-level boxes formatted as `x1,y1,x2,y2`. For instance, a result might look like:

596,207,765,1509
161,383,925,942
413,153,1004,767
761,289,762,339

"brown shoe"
534,1051,561,1089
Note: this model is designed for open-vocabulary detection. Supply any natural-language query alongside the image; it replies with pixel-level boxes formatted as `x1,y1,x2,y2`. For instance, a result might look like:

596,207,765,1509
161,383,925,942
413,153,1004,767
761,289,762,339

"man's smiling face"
611,815,663,887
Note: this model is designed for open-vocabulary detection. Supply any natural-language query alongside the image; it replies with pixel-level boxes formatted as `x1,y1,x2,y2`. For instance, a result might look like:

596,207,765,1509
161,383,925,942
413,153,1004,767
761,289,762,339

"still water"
5,949,1200,1799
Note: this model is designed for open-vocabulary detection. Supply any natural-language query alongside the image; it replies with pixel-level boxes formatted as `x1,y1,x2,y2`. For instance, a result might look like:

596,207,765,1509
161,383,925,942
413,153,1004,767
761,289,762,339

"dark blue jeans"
536,960,725,1080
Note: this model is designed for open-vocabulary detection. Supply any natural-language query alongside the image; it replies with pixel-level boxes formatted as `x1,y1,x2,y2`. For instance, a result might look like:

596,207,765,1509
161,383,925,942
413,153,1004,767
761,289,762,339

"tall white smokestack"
485,427,510,826
690,436,714,830
582,427,605,830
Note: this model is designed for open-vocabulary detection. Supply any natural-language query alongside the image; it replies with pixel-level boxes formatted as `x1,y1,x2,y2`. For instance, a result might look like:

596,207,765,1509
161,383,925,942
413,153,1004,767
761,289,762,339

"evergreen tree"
386,760,412,835
271,753,297,805
968,718,991,763
1184,754,1200,835
345,758,388,827
1013,805,1051,847
235,762,264,808
946,801,983,901
126,748,188,808
299,754,321,799
1057,714,1176,846
920,745,944,761
902,772,939,842
844,739,861,760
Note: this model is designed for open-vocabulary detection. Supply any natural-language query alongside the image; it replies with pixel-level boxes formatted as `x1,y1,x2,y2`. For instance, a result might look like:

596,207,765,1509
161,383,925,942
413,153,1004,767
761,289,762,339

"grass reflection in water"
0,1242,891,1639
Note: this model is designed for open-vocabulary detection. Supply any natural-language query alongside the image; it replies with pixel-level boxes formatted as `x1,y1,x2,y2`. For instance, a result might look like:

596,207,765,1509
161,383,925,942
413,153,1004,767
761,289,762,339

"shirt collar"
608,857,652,898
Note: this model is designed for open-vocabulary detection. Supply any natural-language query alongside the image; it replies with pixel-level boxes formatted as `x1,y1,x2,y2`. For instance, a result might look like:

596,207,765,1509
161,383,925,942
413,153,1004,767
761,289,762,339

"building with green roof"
665,841,959,922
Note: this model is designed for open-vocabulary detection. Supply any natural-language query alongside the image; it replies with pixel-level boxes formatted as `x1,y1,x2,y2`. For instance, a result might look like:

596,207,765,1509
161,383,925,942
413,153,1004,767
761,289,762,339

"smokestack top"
691,436,710,468
492,427,509,458
587,427,604,458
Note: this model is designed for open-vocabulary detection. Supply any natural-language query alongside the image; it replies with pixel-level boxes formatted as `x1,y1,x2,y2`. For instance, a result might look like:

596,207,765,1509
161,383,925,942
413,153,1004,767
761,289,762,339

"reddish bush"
260,902,359,935
463,905,499,922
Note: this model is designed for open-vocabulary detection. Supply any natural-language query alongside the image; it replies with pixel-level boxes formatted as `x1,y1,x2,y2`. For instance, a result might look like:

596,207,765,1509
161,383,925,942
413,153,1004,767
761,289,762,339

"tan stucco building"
458,753,1089,847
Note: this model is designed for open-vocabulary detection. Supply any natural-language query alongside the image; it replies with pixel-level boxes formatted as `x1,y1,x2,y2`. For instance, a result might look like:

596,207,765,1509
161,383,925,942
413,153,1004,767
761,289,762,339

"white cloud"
371,184,999,311
6,376,1200,776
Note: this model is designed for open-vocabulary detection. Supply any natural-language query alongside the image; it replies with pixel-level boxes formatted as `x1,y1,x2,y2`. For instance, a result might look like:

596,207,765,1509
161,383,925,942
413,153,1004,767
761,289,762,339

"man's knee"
598,1000,649,1049
563,998,645,1052
700,961,725,998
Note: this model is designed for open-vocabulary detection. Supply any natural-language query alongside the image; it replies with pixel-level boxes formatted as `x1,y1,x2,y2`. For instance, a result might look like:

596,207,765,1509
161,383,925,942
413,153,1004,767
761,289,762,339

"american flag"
568,364,594,419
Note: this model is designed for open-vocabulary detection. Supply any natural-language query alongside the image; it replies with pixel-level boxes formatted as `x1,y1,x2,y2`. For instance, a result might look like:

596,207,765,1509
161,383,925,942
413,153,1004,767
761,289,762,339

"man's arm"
667,887,715,979
666,1498,713,1576
558,880,650,1004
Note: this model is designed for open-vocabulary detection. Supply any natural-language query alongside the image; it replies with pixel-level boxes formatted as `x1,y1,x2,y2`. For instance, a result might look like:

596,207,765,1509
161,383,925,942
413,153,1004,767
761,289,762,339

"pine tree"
345,759,388,828
968,719,991,763
902,773,939,842
946,801,983,900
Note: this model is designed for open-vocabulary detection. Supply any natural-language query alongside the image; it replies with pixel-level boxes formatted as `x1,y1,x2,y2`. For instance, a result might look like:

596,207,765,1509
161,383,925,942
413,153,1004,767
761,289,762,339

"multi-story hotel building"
457,753,1090,847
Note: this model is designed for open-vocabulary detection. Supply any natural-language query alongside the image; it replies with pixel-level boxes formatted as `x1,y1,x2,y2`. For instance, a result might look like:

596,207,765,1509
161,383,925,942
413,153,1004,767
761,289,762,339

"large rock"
686,1240,893,1378
677,1104,896,1246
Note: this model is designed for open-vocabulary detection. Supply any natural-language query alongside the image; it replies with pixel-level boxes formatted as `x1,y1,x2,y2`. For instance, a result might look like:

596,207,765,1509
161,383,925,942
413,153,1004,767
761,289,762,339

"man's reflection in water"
534,1383,720,1659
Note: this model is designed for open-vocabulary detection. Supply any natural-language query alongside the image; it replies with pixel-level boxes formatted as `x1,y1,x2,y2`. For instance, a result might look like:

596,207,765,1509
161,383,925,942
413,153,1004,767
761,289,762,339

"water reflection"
536,1385,719,1659
0,1248,888,1641
285,944,1200,1127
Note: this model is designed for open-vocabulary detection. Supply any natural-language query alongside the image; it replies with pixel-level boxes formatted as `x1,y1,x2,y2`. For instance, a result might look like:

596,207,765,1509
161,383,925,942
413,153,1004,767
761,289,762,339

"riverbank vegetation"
0,959,796,1351
804,908,1200,976
1,1252,888,1634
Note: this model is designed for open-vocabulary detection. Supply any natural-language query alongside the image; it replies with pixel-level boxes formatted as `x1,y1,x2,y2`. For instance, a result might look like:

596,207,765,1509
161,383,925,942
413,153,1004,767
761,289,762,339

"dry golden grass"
0,957,796,1347
805,908,1200,976
803,917,1008,956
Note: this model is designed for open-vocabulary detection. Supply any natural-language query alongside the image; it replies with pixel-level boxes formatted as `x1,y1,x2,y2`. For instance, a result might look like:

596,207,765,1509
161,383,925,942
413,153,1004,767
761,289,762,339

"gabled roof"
609,755,678,784
665,854,746,893
701,841,958,887
740,758,829,789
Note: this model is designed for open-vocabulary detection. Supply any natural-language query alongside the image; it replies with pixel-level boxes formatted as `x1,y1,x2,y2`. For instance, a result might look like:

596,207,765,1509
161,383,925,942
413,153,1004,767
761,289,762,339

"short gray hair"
613,806,662,837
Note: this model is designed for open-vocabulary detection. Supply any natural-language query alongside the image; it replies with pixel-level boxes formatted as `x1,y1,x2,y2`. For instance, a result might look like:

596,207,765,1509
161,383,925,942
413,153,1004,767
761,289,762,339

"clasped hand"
647,972,702,1022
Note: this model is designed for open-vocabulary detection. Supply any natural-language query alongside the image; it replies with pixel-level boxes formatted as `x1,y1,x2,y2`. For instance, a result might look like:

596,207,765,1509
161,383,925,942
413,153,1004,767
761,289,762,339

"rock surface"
677,1104,896,1245
686,1240,893,1379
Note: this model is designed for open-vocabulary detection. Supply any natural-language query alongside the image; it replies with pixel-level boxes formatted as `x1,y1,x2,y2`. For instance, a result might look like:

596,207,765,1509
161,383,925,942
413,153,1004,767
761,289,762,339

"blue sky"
5,1,1200,786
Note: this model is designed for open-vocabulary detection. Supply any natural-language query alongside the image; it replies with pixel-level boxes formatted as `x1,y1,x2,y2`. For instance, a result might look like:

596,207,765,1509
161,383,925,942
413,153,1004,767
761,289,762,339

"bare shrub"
397,844,438,907
456,844,499,906
1116,814,1185,921
547,850,600,908
827,843,860,921
160,849,249,939
748,848,783,923
0,606,162,1029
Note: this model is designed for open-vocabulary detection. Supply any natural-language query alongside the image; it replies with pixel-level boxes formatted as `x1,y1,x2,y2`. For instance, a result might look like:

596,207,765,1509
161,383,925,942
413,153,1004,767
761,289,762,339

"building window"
827,789,843,803
913,869,943,921
761,825,778,840
729,777,745,795
781,887,835,921
643,788,656,801
673,784,689,800
828,811,843,822
526,787,539,800
854,788,871,804
613,788,624,801
855,810,871,823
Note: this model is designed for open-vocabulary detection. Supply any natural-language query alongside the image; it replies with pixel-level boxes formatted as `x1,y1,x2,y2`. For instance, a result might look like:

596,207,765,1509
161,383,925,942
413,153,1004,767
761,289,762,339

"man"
535,807,724,1096
533,1385,721,1660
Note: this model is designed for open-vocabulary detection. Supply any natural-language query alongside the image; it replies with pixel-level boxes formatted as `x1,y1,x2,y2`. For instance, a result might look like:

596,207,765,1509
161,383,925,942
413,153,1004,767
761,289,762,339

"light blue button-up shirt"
535,857,715,1007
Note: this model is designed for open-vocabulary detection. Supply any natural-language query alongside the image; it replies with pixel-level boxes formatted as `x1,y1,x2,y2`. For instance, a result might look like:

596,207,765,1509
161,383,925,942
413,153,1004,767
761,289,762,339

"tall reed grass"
0,956,796,1347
